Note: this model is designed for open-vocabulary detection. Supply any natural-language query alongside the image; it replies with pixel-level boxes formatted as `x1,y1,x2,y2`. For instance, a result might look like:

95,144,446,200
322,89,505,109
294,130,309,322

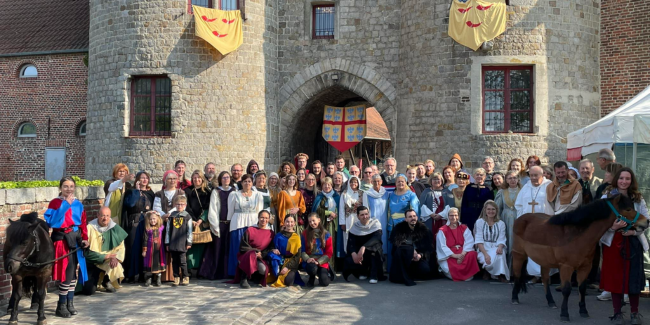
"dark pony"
510,195,648,322
4,212,54,325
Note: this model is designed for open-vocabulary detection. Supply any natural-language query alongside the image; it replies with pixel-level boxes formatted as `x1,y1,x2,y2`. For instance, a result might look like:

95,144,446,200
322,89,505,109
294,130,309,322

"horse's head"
612,194,649,233
4,217,41,275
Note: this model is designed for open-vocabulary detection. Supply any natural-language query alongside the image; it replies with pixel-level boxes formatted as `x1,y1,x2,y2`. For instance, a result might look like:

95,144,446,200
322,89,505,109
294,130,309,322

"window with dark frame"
188,0,244,19
312,5,335,39
130,77,172,137
192,0,212,7
219,0,238,10
482,66,534,133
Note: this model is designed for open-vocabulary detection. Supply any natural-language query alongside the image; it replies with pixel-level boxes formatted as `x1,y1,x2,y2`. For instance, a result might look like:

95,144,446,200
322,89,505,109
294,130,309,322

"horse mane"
547,195,632,227
7,212,49,243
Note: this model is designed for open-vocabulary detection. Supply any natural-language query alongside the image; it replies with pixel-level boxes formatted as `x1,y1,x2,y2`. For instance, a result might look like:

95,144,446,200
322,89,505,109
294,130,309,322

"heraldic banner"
322,105,367,153
448,0,507,51
193,5,243,55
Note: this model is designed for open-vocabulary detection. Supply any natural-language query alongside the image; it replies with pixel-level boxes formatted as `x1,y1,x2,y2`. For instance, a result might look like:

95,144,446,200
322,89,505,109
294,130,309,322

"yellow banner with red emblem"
193,6,243,55
448,0,507,51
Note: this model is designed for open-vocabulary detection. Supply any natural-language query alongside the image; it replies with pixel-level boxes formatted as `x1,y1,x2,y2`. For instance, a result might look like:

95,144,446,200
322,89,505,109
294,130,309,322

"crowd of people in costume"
42,149,649,323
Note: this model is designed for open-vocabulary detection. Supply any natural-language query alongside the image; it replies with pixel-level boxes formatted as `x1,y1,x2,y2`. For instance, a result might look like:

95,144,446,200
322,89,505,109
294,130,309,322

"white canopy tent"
567,85,650,164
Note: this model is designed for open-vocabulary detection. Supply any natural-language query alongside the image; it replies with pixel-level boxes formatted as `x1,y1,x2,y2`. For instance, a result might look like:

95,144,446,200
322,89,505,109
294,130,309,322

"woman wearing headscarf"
474,200,509,282
386,174,420,270
448,154,474,183
104,163,133,225
122,171,155,282
184,170,211,273
199,171,236,280
312,177,341,269
363,174,390,253
153,170,185,282
339,176,364,255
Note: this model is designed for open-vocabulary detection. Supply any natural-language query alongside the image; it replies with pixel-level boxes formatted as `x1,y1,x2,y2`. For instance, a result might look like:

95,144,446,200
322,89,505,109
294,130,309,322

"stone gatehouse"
85,0,603,180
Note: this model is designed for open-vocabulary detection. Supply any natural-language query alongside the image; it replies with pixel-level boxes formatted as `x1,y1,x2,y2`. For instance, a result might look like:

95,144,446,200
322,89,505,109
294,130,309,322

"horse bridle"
606,200,640,232
7,230,40,267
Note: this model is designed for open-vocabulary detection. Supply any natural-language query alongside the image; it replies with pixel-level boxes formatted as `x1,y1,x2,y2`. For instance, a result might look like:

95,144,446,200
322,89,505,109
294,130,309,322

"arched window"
78,121,87,136
17,122,37,137
19,64,38,78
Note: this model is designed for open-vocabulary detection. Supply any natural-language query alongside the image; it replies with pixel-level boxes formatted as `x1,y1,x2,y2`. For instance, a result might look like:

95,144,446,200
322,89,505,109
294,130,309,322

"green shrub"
0,176,104,189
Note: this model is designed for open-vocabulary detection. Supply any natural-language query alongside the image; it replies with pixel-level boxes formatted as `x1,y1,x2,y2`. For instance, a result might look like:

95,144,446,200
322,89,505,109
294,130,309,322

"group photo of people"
40,149,648,323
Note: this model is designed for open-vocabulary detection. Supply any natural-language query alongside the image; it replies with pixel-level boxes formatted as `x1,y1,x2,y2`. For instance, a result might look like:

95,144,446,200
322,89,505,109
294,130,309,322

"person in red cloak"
229,210,275,288
436,207,479,282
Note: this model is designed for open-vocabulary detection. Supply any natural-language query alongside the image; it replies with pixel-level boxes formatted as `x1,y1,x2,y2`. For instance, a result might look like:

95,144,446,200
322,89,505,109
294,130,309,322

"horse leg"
559,266,573,322
36,276,48,325
511,251,527,304
541,266,556,308
31,281,39,309
8,280,23,325
576,264,590,318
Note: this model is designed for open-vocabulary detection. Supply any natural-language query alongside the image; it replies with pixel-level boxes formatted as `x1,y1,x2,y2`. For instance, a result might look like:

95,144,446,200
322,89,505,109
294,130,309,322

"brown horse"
510,194,648,322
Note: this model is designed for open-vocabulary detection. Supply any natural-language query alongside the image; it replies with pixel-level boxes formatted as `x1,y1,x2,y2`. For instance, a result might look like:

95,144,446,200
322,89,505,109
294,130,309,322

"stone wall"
86,0,277,181
600,0,650,116
0,53,88,181
0,186,105,304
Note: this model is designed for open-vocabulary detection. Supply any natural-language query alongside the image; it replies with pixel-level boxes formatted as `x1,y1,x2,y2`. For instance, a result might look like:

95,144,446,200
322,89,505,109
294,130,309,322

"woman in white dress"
227,174,264,277
339,176,363,254
474,200,509,282
494,170,521,271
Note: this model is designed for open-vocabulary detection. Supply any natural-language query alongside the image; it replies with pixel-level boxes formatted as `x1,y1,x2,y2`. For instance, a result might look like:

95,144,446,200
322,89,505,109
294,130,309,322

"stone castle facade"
86,0,602,180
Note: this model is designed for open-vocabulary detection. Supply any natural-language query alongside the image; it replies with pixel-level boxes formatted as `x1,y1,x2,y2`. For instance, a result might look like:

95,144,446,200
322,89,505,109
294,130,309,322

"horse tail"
517,258,529,294
21,277,36,298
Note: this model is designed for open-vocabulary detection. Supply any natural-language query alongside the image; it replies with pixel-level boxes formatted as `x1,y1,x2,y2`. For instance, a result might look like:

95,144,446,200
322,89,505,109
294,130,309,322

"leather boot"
66,299,78,315
144,275,152,287
240,270,251,289
155,273,162,287
55,301,71,318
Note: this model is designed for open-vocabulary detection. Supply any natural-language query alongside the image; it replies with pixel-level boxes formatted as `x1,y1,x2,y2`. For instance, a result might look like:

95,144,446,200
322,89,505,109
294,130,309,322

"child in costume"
165,195,193,286
142,211,166,287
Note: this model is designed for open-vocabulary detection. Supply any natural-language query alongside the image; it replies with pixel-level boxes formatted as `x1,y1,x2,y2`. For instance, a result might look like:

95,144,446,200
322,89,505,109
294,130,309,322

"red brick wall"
600,0,650,116
0,53,88,181
0,193,103,304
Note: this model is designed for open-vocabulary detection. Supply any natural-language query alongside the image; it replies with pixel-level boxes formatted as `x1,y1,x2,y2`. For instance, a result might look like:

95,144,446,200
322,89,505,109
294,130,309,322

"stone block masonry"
0,186,104,305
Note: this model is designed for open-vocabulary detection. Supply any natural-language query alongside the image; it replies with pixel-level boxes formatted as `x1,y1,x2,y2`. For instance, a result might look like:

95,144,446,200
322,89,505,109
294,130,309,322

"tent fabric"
634,115,650,145
567,85,650,156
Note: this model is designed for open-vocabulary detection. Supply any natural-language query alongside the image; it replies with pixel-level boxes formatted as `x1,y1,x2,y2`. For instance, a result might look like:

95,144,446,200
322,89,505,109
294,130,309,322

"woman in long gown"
301,212,334,287
363,174,390,253
104,163,133,225
227,174,264,277
298,173,319,235
494,170,521,271
386,174,420,270
200,171,236,280
436,208,479,281
339,176,364,254
231,211,275,288
153,170,185,282
474,200,509,282
184,170,211,273
276,174,306,229
122,171,154,282
460,168,494,232
600,168,649,324
312,177,341,269
268,215,304,287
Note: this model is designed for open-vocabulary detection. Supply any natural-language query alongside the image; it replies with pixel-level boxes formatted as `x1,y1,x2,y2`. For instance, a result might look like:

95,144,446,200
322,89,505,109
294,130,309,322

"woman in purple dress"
199,171,236,279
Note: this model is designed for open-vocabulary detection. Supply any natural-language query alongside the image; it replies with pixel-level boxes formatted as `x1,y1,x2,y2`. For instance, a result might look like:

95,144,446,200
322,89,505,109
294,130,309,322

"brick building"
0,0,89,181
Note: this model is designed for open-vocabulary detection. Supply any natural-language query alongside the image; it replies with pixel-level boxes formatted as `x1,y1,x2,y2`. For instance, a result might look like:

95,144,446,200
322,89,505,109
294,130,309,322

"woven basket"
192,225,212,244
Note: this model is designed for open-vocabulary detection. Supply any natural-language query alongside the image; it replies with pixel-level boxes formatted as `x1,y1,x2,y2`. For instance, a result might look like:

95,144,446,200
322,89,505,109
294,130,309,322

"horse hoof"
548,303,557,308
580,312,589,318
560,316,570,322
511,299,520,305
31,303,39,310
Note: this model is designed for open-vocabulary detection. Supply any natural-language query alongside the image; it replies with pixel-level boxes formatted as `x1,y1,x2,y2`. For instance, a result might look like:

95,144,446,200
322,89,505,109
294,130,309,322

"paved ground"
1,277,648,325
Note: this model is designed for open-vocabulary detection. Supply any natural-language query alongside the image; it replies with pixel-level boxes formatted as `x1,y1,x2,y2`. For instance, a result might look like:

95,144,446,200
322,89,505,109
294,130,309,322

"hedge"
0,176,104,189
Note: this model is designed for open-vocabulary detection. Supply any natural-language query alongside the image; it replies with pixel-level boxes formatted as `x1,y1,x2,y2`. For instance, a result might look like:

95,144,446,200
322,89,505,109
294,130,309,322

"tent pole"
632,142,638,173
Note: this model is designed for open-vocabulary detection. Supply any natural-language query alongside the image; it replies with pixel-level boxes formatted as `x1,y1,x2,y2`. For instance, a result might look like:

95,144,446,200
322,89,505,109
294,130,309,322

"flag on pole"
322,105,367,152
193,5,243,55
448,0,507,51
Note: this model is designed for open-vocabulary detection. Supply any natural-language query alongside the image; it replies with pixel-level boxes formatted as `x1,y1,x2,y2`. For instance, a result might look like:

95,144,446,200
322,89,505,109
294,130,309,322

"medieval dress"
153,188,184,281
301,228,334,285
339,177,364,254
474,218,509,280
230,225,275,287
227,190,264,276
460,183,494,233
200,186,235,279
122,186,154,278
184,186,211,270
268,231,304,287
84,218,128,291
104,178,132,225
298,187,317,235
363,186,390,253
142,224,166,274
494,187,520,271
276,190,306,228
344,218,385,281
313,190,341,269
436,222,479,281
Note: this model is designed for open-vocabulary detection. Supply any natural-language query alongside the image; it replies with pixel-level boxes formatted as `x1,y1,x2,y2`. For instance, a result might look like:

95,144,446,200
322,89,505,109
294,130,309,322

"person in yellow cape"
79,207,128,295
448,0,507,51
193,5,244,55
268,215,305,287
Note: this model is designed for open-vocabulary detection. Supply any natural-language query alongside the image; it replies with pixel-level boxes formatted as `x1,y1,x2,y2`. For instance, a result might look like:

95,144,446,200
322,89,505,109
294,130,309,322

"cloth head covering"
568,167,579,178
446,209,462,226
448,153,464,168
246,159,259,175
88,217,117,233
345,176,361,196
163,170,179,184
365,185,386,199
349,217,382,236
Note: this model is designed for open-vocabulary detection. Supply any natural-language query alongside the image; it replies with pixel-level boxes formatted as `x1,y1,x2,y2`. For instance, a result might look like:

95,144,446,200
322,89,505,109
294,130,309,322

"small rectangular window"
312,5,335,39
130,76,172,136
220,0,238,10
482,66,534,133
